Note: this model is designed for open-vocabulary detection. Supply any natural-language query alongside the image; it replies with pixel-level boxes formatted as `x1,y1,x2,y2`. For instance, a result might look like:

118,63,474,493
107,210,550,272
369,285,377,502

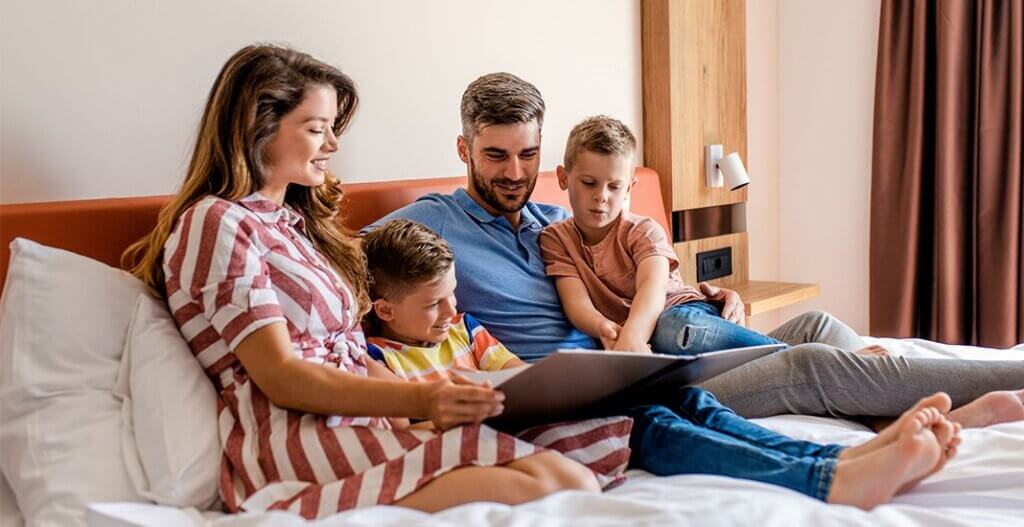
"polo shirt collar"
452,188,542,230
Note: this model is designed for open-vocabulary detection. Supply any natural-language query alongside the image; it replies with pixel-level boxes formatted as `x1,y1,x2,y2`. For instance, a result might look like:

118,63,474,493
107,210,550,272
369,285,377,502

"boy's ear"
556,165,569,190
457,136,470,164
373,299,396,322
628,175,639,192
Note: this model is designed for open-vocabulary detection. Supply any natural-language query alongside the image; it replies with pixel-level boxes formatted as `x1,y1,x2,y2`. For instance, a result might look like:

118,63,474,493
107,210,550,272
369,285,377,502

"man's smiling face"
459,119,541,217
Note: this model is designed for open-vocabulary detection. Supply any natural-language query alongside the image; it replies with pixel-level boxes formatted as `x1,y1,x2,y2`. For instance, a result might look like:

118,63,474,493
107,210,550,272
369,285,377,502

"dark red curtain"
871,0,1023,347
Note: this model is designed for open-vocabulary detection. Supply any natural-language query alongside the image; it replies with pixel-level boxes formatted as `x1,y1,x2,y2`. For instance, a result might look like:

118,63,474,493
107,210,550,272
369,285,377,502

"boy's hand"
611,328,653,354
421,374,504,431
598,319,622,350
698,282,745,326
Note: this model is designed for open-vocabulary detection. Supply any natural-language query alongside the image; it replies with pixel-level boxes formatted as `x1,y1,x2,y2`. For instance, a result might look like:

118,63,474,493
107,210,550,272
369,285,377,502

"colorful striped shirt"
366,313,518,382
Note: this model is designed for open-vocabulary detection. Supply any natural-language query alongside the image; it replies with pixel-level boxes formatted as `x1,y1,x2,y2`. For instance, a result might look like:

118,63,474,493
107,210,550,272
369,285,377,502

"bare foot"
897,418,961,494
947,390,1024,428
854,345,889,357
840,392,952,460
827,408,944,509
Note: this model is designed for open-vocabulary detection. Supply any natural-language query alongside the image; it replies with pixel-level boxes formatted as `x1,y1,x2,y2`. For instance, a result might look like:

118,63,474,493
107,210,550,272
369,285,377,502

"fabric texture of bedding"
83,337,1024,526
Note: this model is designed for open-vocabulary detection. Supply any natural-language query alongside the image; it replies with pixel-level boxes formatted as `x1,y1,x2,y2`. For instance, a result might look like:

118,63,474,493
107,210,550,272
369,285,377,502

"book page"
455,365,531,387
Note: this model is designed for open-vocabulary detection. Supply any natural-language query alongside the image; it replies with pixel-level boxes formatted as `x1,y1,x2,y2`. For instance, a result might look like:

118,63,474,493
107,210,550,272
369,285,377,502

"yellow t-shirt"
366,313,518,382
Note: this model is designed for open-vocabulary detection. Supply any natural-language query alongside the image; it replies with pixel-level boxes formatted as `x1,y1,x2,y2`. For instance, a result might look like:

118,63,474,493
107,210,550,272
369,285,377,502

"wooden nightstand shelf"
730,280,820,326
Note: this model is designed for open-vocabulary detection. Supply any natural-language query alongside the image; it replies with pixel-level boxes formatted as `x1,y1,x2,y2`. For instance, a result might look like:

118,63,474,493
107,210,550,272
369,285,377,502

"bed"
1,170,1022,527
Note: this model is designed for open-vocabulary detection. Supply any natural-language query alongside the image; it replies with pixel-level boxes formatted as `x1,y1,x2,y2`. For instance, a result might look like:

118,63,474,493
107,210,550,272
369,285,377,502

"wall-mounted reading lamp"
705,144,750,190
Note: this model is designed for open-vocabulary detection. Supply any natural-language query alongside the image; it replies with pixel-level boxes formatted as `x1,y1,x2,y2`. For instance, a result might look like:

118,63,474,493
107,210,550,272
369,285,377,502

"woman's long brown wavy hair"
123,44,370,317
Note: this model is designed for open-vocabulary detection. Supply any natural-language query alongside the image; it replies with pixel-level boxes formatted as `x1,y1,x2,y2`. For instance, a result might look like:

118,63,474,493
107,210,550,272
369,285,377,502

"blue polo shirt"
364,189,597,361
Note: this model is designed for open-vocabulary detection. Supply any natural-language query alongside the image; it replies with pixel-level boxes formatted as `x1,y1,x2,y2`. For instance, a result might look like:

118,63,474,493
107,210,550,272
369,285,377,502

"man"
366,72,1024,428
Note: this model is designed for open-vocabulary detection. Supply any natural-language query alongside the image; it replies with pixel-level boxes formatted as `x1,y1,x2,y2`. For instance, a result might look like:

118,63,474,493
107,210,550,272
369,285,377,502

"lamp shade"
720,152,750,190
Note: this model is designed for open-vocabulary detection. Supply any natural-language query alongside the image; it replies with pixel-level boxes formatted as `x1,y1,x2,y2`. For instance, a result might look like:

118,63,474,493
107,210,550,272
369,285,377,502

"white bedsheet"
78,339,1024,526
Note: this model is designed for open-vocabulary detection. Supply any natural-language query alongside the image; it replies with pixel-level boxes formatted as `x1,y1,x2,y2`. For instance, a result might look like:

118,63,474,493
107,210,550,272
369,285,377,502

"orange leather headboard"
0,168,667,295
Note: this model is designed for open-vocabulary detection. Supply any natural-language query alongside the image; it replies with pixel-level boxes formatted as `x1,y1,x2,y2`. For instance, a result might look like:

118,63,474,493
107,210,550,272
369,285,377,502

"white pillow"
0,238,147,526
118,294,220,508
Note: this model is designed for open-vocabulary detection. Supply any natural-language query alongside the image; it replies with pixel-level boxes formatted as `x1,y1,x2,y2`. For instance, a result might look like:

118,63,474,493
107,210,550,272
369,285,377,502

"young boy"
362,219,527,380
362,218,632,487
362,216,960,509
539,115,882,357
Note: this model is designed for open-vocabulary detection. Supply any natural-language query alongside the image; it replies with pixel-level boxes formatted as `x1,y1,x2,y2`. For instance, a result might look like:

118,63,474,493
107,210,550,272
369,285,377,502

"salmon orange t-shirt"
539,212,705,325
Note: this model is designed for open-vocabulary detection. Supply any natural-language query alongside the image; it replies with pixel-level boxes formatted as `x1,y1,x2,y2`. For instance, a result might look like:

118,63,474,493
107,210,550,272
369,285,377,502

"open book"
459,344,786,431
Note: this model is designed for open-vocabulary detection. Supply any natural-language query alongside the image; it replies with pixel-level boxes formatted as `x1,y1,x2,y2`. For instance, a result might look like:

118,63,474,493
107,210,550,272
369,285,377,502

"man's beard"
468,156,537,214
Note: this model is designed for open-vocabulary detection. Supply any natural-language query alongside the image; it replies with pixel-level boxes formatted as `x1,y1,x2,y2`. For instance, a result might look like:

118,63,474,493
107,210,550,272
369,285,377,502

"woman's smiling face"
260,84,339,203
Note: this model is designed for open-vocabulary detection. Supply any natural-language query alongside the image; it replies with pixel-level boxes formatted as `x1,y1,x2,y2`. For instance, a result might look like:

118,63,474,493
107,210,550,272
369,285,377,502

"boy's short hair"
563,115,637,171
363,219,454,300
461,72,545,146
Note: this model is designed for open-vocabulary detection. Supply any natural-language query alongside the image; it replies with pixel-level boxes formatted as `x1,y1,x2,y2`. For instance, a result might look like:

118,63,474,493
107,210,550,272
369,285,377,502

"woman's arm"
363,358,412,429
553,276,622,349
614,256,670,353
234,322,504,430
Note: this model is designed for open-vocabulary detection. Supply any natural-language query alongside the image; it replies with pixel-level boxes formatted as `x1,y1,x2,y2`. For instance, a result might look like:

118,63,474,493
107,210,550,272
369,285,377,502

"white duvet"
77,338,1024,526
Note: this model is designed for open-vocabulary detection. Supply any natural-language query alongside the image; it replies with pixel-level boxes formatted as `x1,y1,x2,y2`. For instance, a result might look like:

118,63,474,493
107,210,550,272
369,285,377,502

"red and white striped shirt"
163,194,630,519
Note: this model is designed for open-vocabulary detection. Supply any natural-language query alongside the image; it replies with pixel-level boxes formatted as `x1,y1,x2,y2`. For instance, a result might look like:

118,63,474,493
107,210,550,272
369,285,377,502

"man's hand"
698,282,745,326
854,344,889,357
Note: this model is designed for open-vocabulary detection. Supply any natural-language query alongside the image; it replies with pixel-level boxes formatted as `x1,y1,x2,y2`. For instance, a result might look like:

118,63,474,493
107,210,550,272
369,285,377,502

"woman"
124,45,601,518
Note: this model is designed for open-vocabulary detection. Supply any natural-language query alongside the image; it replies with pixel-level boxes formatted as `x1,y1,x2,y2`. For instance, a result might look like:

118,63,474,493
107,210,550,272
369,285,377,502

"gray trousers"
697,311,1024,418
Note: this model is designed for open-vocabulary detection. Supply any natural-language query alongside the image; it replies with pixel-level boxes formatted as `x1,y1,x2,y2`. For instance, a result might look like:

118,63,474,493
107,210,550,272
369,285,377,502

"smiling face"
260,84,339,203
457,120,541,224
558,150,636,244
374,266,459,346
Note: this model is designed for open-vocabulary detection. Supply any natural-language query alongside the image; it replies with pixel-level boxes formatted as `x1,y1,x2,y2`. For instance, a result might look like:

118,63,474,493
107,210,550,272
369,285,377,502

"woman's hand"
421,374,505,431
598,319,622,350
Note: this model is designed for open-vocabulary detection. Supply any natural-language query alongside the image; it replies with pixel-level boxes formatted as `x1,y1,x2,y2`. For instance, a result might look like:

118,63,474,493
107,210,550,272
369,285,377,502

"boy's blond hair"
563,115,637,171
363,219,454,300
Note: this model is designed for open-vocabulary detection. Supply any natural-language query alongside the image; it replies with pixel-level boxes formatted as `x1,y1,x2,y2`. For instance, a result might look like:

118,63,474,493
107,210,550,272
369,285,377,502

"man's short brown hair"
363,219,454,300
460,72,545,145
563,115,637,171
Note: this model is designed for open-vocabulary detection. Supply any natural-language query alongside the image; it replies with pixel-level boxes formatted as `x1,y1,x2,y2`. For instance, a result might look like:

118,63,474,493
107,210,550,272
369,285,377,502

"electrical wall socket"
706,144,724,188
696,246,732,282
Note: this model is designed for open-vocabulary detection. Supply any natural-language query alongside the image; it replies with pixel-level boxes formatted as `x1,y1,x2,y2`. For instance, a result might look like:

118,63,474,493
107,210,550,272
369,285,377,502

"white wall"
0,0,642,204
2,0,880,334
745,0,782,333
775,0,880,333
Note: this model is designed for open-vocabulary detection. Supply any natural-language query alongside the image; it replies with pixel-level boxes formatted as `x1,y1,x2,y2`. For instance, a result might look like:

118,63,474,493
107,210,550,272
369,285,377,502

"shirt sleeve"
539,225,582,279
463,313,519,371
166,199,287,351
360,196,449,237
627,217,680,272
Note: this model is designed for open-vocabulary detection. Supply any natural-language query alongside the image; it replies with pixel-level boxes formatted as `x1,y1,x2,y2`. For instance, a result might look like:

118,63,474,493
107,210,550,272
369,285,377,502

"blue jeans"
651,301,783,356
625,387,842,501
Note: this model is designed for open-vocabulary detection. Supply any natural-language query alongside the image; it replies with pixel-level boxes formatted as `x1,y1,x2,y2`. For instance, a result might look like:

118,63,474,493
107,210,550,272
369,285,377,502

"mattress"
24,338,1024,526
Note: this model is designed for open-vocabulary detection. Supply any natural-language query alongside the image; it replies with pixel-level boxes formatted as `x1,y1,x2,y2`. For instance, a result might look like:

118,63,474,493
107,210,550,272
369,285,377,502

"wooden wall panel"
673,232,748,288
641,0,748,212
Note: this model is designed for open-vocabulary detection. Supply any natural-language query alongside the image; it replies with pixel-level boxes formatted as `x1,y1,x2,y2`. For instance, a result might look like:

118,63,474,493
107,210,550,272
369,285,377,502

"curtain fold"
870,0,1023,347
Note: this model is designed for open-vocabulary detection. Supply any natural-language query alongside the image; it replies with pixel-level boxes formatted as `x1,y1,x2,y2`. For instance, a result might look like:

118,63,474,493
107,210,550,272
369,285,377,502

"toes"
916,392,953,414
